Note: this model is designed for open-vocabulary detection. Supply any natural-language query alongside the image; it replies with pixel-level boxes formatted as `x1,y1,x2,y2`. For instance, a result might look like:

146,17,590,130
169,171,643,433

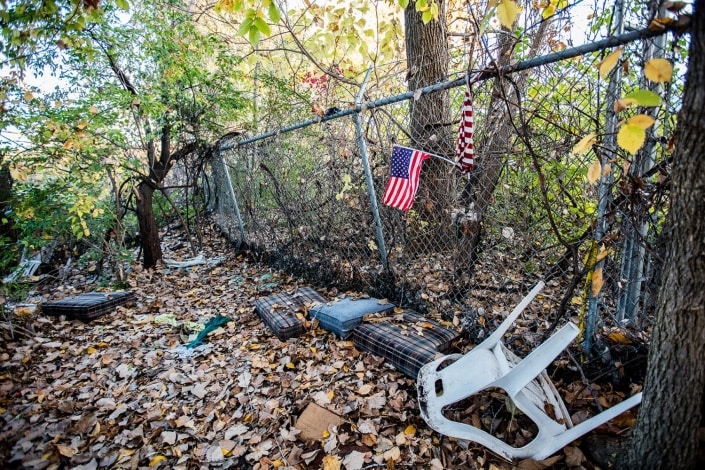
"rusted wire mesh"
208,24,678,352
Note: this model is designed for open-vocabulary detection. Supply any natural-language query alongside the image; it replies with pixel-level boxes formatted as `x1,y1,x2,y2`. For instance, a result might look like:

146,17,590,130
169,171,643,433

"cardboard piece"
295,402,345,441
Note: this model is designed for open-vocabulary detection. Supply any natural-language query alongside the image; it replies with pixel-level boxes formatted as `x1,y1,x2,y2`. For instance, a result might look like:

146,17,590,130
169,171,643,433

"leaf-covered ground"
0,229,645,470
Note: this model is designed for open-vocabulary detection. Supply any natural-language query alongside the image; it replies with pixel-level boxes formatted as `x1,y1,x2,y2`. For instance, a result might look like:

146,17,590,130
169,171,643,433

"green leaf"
268,2,281,23
115,0,129,11
398,0,410,8
623,89,662,107
238,18,253,37
421,10,433,23
253,17,271,36
248,27,260,46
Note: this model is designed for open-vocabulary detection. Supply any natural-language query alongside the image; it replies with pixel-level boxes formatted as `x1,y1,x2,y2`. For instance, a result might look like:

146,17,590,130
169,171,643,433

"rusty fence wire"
206,26,679,354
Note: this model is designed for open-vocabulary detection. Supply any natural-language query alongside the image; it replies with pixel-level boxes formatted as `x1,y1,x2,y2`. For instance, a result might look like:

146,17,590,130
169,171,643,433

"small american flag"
382,145,431,211
455,85,474,175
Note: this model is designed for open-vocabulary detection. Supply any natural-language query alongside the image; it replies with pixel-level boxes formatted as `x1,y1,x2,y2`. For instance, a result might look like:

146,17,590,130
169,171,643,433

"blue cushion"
310,297,394,338
309,297,394,338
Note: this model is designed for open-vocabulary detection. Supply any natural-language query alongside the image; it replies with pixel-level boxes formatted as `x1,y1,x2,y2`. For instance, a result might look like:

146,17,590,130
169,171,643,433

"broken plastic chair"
417,281,643,461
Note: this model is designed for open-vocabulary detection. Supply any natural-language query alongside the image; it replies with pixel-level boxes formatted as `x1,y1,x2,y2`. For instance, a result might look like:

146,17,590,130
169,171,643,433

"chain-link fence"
207,26,677,354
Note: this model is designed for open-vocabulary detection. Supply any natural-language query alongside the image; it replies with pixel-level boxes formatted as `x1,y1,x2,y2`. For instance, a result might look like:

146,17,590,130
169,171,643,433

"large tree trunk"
136,180,162,269
621,6,705,468
0,162,19,272
404,1,453,221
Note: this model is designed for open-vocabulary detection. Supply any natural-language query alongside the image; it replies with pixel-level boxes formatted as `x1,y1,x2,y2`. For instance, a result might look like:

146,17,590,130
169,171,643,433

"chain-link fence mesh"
207,24,678,352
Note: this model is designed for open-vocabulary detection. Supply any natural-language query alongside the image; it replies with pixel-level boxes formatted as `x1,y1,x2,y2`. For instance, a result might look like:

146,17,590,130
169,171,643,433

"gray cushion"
310,297,394,338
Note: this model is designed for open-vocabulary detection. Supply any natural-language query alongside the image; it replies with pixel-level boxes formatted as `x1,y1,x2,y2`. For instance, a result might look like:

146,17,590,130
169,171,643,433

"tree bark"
404,1,454,219
136,181,162,269
621,7,705,468
0,162,19,272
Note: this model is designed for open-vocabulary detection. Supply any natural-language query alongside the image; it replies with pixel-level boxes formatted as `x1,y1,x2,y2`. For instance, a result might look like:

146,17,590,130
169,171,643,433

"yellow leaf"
591,268,604,297
644,58,673,83
614,98,637,112
77,121,88,129
149,455,167,467
56,444,77,457
404,424,416,435
608,331,633,345
596,245,611,262
358,384,373,395
86,347,97,355
23,91,34,103
326,390,334,401
617,124,647,154
626,114,656,129
322,429,331,438
88,106,99,114
587,160,601,184
598,48,623,78
571,133,596,155
286,362,295,369
497,0,521,29
322,455,341,470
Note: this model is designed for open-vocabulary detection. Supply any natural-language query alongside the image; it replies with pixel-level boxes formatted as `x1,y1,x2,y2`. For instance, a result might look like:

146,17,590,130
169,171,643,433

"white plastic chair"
417,281,643,461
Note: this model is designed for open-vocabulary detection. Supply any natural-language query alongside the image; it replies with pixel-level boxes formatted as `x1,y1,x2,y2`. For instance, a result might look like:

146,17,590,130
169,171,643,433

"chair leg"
529,392,644,460
495,322,579,397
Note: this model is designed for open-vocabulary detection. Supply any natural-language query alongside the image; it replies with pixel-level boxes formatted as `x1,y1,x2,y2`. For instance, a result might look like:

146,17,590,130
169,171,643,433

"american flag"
382,145,431,211
455,85,475,175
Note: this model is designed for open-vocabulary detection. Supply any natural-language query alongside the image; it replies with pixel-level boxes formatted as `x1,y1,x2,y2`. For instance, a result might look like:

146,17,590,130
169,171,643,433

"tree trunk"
404,1,453,220
0,162,19,272
621,6,705,468
136,180,162,269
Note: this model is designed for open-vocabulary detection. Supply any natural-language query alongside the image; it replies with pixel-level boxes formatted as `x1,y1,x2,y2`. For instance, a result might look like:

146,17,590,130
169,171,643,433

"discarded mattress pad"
43,290,136,321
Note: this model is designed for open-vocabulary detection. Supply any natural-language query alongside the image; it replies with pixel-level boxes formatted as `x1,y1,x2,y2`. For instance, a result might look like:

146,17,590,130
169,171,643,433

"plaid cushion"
43,291,135,321
353,321,442,379
400,311,460,352
255,287,326,341
352,311,461,379
310,297,394,338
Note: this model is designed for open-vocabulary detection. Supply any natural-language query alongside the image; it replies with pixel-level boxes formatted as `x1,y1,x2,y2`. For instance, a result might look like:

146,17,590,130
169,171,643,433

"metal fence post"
218,147,247,247
354,66,388,270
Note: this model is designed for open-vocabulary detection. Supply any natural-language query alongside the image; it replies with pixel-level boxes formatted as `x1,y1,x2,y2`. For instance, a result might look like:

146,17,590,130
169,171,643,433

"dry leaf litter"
0,228,647,470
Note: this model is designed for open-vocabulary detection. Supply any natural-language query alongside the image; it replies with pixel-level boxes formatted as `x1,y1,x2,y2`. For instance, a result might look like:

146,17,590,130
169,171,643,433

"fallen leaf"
322,455,341,470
